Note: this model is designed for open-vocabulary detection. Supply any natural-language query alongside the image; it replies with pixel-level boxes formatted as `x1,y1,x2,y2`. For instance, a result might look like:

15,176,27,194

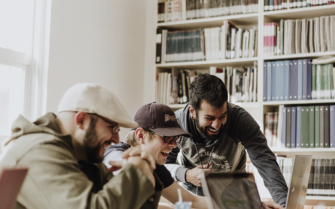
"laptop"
201,155,312,209
0,168,28,209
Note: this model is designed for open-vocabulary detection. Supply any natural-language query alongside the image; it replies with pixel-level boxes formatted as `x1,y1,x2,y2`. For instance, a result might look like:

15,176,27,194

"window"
0,0,51,139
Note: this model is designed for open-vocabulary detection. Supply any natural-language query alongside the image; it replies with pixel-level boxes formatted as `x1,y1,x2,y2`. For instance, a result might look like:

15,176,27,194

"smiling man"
165,74,288,208
0,83,161,209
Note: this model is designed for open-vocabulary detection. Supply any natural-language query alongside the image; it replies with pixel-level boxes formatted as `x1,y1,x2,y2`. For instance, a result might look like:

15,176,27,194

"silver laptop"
201,155,312,209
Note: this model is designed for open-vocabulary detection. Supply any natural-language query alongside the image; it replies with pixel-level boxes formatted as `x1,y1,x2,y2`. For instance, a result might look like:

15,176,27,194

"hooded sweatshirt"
0,113,162,209
164,103,288,207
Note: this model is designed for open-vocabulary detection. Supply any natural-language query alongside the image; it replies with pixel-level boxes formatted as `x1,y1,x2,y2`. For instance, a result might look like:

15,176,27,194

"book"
298,59,303,100
309,106,315,148
300,106,310,147
324,105,330,147
281,107,287,148
291,106,297,148
263,62,267,101
307,59,312,100
314,106,320,148
286,107,291,148
296,106,301,148
319,105,324,147
330,105,335,147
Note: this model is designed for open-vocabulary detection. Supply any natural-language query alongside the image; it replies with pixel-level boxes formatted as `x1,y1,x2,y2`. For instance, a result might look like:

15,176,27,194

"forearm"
164,164,189,183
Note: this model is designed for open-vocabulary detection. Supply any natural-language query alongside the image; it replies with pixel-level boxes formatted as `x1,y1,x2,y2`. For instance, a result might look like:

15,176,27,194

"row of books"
157,0,258,23
156,69,209,104
210,64,258,102
277,157,335,197
264,0,335,11
155,21,258,63
155,64,258,105
263,16,335,57
264,112,278,147
267,105,335,149
263,60,335,101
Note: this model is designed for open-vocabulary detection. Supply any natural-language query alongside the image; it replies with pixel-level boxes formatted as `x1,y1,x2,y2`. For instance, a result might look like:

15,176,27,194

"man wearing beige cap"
0,83,162,209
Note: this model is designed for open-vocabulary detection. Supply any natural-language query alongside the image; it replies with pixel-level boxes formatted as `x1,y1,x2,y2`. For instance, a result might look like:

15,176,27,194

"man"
0,83,162,209
165,74,288,207
104,102,207,209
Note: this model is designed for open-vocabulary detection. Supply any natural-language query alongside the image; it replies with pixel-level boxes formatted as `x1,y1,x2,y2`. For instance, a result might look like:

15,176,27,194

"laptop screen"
201,172,264,209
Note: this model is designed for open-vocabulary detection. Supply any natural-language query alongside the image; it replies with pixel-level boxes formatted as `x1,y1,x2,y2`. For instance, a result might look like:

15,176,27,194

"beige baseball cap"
57,83,138,128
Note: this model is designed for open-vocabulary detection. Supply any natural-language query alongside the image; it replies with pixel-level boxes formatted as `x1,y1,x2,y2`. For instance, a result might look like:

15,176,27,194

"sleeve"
165,146,189,183
18,143,159,209
154,165,174,188
231,108,288,207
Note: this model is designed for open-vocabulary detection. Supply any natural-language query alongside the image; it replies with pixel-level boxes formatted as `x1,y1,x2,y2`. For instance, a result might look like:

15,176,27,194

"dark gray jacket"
165,103,288,206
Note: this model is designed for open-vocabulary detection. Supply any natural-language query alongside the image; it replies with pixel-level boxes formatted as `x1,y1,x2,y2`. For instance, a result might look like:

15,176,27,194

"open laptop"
0,168,28,209
201,155,312,209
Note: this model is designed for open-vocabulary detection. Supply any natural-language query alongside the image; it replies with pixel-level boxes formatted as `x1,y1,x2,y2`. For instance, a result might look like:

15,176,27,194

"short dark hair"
189,73,228,112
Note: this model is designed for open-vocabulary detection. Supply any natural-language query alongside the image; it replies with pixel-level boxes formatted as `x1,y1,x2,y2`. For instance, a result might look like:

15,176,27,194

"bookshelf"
153,0,335,204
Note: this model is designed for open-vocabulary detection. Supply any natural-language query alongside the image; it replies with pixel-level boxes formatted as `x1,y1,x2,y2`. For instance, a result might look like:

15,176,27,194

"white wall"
47,0,147,139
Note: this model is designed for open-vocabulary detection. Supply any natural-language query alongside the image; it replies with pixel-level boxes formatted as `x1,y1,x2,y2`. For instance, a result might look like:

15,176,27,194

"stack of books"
263,16,335,57
263,60,335,101
155,21,258,63
157,0,259,23
264,0,334,11
210,64,258,102
267,105,335,148
264,112,279,147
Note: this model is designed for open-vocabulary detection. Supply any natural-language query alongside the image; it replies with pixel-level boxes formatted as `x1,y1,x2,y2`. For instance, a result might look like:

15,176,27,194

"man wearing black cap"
164,74,288,208
104,102,208,209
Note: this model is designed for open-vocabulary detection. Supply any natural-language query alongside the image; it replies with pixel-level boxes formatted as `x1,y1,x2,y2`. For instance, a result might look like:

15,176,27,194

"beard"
83,121,103,163
195,113,223,141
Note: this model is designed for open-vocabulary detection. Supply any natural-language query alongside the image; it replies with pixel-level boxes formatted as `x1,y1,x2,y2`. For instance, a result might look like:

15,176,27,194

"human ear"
188,105,196,120
74,112,88,130
135,128,145,144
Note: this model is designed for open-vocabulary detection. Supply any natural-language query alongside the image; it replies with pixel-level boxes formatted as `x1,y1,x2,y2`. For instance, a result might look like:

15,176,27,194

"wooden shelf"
271,148,335,152
264,5,335,21
157,13,258,29
306,196,335,201
168,104,187,109
232,102,259,108
156,58,258,68
263,99,335,106
263,51,335,61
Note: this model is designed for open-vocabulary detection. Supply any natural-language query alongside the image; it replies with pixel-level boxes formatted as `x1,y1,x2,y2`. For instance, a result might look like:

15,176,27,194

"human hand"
262,201,285,209
109,156,155,187
121,147,156,170
185,163,212,186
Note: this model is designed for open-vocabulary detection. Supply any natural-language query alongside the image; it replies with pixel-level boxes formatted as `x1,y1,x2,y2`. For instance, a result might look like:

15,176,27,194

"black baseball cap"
132,102,192,137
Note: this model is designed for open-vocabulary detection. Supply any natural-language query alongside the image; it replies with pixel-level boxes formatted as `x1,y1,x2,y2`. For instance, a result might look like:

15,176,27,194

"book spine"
279,61,285,100
324,105,330,147
307,59,312,100
309,106,315,148
267,62,272,101
272,62,276,101
291,106,297,148
263,62,267,101
281,107,287,148
284,60,290,100
286,107,291,148
298,59,303,100
315,106,320,148
320,105,324,147
330,105,335,147
296,106,301,148
156,28,163,64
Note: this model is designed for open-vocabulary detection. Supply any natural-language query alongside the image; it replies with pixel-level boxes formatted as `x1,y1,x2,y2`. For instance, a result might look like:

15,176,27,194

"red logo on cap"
165,114,176,122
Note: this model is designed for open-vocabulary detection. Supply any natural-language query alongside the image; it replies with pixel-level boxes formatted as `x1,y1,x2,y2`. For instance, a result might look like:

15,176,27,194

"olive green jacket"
0,113,163,209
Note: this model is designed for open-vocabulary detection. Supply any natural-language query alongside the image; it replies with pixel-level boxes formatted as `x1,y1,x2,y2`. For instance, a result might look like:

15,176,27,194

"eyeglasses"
87,113,120,134
144,129,181,144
